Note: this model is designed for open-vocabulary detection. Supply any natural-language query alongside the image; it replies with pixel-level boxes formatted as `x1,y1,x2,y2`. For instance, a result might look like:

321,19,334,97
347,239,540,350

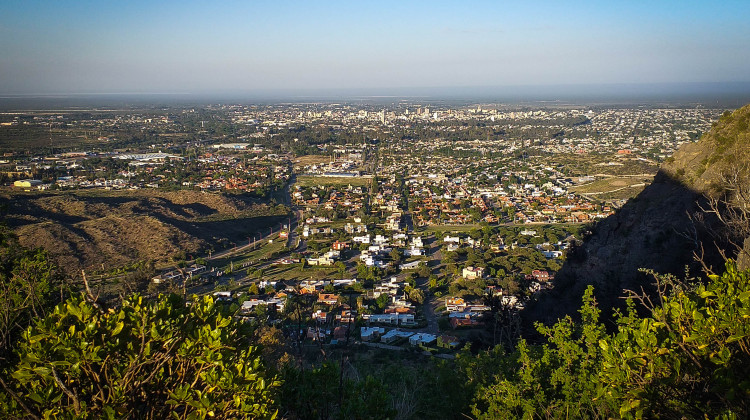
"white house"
444,236,460,244
404,248,424,257
361,326,386,341
353,235,371,244
462,266,485,279
409,333,437,347
381,329,415,344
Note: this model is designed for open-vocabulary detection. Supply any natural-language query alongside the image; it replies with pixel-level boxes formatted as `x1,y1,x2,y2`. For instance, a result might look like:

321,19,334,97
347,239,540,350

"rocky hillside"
1,190,288,276
528,105,750,325
662,107,750,193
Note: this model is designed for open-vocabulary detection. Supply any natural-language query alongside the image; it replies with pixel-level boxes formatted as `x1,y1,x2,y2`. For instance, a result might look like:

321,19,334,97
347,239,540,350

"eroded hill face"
527,105,750,326
663,106,750,195
2,190,287,275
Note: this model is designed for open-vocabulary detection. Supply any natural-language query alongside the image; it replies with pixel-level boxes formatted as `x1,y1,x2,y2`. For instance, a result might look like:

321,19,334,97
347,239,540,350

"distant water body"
1,82,750,109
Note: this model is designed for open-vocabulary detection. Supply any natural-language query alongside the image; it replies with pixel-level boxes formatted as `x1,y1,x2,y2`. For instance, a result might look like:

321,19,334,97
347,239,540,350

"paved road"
414,234,442,334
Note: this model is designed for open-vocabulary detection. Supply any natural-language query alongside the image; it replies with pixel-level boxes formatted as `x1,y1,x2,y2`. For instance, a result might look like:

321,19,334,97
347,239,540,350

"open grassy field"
295,175,371,187
582,184,650,201
0,125,105,152
551,153,659,177
292,155,332,169
570,175,652,200
210,235,288,270
424,224,482,233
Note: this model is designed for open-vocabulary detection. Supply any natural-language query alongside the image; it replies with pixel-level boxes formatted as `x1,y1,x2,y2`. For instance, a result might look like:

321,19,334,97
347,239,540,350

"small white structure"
381,329,414,344
361,326,386,342
409,333,437,347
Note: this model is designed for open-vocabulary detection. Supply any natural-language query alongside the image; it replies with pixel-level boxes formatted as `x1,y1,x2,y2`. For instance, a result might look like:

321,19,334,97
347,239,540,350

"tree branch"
0,376,41,420
51,367,81,415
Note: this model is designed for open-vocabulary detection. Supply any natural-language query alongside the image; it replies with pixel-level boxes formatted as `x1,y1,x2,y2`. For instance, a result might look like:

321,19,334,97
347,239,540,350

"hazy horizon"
1,82,750,111
2,1,750,96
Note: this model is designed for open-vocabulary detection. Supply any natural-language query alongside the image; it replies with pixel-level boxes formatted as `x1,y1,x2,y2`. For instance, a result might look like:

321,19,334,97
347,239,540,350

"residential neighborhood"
1,102,722,356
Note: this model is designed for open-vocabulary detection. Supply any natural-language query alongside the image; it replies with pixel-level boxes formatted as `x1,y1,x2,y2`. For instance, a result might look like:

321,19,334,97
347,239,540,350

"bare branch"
0,376,41,420
51,367,81,415
81,270,105,314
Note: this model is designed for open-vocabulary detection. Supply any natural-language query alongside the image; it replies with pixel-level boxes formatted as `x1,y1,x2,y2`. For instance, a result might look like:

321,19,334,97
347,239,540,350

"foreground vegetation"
469,261,750,418
1,219,748,418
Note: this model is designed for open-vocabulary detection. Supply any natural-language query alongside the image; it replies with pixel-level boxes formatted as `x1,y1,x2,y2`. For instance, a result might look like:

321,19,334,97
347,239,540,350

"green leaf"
598,339,609,351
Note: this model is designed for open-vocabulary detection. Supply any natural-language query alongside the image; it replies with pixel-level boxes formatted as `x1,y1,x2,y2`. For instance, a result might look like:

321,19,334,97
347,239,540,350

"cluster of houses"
360,327,461,350
8,149,290,195
444,297,491,329
292,184,367,214
297,156,363,177
405,175,613,226
307,249,342,266
191,153,290,192
358,233,425,268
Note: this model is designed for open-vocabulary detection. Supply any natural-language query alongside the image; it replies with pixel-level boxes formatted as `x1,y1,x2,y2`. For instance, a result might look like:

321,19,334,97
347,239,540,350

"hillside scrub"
0,229,748,419
3,190,289,276
468,260,750,419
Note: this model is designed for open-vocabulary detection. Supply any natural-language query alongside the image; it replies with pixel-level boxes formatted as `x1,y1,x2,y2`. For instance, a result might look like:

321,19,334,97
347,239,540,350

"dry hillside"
527,104,750,326
1,190,288,276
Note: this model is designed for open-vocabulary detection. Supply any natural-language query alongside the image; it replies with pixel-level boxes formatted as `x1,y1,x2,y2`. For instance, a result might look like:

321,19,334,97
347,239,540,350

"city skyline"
2,1,750,95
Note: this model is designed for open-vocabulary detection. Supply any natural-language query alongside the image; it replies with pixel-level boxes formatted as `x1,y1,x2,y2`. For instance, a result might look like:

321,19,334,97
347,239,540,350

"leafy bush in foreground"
2,293,278,419
470,261,750,419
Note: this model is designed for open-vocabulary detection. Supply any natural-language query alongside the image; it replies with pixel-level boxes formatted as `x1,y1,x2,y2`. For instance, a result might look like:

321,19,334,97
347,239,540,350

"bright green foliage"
3,293,279,419
0,229,59,360
598,261,750,418
470,287,614,419
471,261,750,419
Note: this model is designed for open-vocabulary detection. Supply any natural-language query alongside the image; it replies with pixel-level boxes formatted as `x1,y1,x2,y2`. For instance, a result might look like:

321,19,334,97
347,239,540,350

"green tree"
408,288,425,305
597,262,750,418
471,287,615,419
471,261,750,419
334,261,346,279
2,293,279,419
0,229,61,362
375,294,390,310
390,248,403,265
248,282,260,295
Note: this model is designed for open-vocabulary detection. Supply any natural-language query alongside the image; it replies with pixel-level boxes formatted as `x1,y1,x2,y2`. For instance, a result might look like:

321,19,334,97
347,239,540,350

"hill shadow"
522,170,729,331
160,214,287,245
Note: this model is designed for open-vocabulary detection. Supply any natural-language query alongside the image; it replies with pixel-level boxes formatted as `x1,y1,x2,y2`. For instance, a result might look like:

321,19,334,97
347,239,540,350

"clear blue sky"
1,0,749,94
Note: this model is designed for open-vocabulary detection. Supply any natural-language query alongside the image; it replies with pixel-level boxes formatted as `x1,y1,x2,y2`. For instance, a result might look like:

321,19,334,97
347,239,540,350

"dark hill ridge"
0,190,288,276
528,104,750,325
